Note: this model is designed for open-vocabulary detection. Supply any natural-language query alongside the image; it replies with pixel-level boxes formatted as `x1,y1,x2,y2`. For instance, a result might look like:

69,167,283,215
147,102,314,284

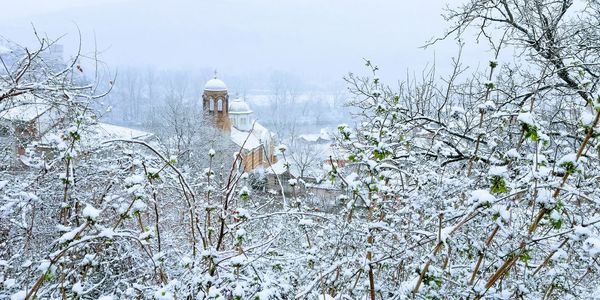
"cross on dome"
204,71,227,91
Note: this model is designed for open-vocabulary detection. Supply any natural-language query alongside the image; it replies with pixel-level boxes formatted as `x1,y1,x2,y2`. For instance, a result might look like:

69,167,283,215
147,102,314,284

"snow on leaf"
517,112,536,126
581,110,595,126
572,226,592,241
505,148,520,159
230,255,247,267
58,224,85,243
72,282,84,294
124,174,145,186
298,219,314,227
469,189,496,206
154,287,174,300
583,237,600,256
82,204,101,220
37,260,51,273
10,291,26,300
4,278,16,288
488,166,508,177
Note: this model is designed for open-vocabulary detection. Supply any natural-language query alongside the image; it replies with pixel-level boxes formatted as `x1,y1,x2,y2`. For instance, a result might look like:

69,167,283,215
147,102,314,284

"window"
241,118,246,125
217,99,223,111
209,98,215,111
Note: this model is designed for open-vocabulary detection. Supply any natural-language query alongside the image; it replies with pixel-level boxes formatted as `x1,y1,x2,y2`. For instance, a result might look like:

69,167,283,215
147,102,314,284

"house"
0,93,153,170
265,159,302,196
0,94,63,156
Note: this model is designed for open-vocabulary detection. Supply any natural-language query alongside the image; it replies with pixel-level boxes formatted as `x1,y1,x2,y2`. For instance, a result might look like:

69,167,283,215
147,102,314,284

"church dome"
204,78,227,91
229,98,253,114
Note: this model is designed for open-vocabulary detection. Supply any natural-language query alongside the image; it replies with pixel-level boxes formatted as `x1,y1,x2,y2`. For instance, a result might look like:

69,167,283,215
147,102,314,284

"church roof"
229,98,252,114
230,126,262,150
204,78,227,91
229,120,275,151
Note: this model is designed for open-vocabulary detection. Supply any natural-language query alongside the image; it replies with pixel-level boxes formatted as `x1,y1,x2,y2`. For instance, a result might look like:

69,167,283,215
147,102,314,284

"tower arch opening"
217,99,223,111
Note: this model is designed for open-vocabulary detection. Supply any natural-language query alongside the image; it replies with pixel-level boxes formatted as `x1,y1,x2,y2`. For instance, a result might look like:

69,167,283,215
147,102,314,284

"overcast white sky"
0,0,495,86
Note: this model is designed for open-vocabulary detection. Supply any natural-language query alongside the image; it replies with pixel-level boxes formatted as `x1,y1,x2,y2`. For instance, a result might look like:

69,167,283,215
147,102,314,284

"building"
0,40,65,73
201,75,277,171
0,93,153,170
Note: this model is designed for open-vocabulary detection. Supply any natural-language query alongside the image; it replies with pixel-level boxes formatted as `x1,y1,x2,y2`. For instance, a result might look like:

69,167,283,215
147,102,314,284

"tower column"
202,76,230,132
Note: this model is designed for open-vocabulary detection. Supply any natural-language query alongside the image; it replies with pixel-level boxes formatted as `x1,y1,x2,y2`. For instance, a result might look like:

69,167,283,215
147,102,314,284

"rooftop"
229,98,252,114
204,78,227,92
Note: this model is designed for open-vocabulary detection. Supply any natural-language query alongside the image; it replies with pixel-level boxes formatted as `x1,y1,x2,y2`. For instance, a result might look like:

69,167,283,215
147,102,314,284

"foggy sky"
0,0,495,86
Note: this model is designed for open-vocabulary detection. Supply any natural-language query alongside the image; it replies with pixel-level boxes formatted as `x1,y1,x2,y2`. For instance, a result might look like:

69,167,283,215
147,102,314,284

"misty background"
0,0,497,139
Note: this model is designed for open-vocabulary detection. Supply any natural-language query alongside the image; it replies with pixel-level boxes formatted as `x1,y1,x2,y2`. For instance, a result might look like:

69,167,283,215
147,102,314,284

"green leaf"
490,175,508,194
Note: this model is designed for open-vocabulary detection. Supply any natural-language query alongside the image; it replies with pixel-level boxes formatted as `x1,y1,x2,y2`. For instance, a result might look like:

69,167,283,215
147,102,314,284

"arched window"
209,98,215,111
217,99,223,111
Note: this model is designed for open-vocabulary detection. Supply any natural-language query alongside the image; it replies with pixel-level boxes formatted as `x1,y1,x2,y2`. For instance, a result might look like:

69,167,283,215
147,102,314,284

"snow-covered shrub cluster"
330,57,600,298
319,1,600,295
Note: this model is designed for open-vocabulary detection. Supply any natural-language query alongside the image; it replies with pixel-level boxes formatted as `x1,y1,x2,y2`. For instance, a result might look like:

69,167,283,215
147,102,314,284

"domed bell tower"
202,72,231,132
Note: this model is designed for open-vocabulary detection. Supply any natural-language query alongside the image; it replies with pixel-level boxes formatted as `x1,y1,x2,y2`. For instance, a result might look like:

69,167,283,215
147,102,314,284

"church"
201,75,277,171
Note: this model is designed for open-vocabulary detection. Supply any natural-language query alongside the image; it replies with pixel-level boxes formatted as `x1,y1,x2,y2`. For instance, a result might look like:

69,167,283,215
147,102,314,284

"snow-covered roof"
268,159,287,175
253,121,275,141
229,120,276,151
204,78,227,91
298,129,331,143
90,122,154,141
0,93,55,123
0,102,53,123
298,134,319,143
229,98,252,114
230,126,262,150
266,159,301,177
320,143,349,161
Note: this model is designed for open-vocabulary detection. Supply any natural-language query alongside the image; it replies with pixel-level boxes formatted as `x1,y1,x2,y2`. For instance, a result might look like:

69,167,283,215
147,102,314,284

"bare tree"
288,140,323,179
